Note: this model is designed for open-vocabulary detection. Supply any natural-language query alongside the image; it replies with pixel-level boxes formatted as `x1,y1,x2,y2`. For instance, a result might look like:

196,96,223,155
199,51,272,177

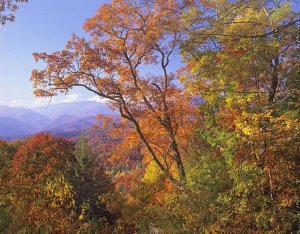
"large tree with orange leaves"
31,0,195,187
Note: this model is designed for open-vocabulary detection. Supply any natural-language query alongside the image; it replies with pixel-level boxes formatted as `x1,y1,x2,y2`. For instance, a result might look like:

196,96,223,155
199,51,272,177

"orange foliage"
31,0,197,187
12,132,74,182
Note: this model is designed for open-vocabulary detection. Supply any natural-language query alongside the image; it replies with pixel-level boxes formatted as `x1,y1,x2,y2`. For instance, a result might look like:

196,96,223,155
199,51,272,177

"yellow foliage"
142,161,162,184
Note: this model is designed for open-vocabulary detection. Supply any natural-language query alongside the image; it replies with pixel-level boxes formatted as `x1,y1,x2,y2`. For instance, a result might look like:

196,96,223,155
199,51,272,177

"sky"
0,0,186,108
0,0,109,107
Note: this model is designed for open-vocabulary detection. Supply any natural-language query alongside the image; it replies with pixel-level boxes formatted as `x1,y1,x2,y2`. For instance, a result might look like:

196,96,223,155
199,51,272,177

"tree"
0,0,28,25
180,0,300,232
0,140,19,184
0,133,115,233
0,140,20,232
72,136,114,224
7,133,77,232
31,0,195,187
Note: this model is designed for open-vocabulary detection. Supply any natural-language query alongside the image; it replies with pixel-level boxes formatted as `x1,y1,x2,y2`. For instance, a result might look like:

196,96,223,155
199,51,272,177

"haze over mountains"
0,101,113,140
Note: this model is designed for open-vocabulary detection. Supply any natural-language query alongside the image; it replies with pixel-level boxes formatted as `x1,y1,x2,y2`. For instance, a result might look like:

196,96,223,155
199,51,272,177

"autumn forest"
0,0,300,233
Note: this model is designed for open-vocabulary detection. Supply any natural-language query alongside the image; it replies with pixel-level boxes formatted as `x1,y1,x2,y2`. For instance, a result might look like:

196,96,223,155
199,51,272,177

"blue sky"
0,0,108,107
0,0,186,108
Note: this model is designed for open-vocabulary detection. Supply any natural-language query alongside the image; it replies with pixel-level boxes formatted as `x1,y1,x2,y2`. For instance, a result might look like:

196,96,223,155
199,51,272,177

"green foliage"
71,136,114,223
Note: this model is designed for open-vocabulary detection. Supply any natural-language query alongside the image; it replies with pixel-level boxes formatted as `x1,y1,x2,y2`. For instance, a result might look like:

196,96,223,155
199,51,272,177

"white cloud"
86,95,108,103
31,98,53,107
30,94,82,108
29,93,108,108
54,93,82,104
8,99,25,107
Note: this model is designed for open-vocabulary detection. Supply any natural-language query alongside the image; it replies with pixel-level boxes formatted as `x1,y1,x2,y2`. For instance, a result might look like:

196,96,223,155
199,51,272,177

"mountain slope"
0,117,35,137
44,115,98,134
0,105,51,130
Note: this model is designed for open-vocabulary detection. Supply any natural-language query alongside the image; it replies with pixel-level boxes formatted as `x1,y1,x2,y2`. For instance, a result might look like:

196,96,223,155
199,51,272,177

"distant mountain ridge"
0,117,34,137
0,105,52,131
32,101,112,119
0,101,113,140
44,115,98,134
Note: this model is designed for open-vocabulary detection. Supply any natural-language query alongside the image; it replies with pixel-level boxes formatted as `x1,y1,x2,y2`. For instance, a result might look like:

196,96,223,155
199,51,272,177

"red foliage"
12,132,75,182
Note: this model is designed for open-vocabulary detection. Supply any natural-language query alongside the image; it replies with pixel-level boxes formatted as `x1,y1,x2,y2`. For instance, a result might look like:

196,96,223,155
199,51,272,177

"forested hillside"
0,0,299,233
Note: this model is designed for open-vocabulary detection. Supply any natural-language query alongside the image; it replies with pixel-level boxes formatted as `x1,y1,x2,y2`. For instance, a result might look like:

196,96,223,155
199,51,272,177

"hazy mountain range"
0,101,113,140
